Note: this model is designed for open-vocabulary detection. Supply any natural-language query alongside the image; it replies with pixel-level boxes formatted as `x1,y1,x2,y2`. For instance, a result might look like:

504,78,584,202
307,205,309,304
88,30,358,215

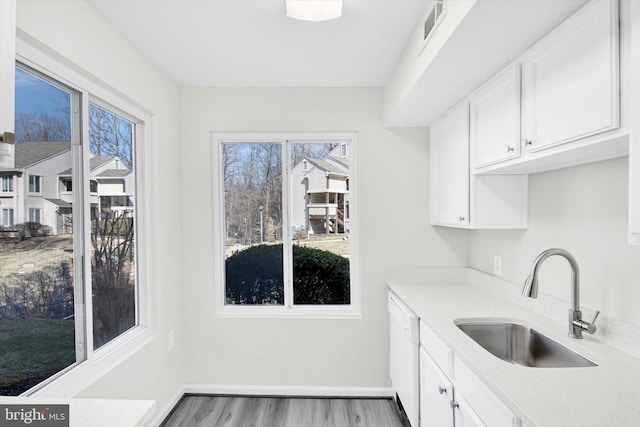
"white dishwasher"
388,291,419,427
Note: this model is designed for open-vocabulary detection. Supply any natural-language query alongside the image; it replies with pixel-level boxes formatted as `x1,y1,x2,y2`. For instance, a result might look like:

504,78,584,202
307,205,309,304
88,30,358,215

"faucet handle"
574,310,600,334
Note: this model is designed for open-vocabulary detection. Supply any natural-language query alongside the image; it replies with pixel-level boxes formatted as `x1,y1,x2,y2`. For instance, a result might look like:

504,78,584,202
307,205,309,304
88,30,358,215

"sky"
15,66,72,124
14,66,133,166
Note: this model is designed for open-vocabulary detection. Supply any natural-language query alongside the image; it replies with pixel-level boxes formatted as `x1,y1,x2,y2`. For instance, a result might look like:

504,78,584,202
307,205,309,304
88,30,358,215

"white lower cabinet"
453,396,486,427
418,321,521,427
419,347,454,426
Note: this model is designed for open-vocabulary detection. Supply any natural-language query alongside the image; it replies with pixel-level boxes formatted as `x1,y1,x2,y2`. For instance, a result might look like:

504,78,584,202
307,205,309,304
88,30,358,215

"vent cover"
419,0,445,55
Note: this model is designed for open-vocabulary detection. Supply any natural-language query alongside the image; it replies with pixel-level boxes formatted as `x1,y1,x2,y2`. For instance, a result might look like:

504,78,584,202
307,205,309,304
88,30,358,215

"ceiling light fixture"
285,0,343,22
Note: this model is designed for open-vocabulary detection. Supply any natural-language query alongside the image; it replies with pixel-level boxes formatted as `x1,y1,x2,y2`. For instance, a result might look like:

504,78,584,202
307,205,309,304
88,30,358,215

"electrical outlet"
168,330,175,351
494,255,502,276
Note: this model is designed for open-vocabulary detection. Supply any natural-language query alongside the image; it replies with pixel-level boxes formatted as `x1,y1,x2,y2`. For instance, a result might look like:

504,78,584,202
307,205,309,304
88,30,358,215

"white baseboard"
151,384,394,426
183,384,394,398
150,385,187,427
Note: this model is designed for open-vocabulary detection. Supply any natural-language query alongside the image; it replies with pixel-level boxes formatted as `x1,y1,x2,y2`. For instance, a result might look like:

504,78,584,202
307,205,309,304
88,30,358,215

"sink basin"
455,321,597,368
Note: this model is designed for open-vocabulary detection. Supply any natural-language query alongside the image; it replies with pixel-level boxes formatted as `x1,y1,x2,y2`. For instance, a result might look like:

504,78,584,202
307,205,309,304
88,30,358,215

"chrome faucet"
523,248,599,339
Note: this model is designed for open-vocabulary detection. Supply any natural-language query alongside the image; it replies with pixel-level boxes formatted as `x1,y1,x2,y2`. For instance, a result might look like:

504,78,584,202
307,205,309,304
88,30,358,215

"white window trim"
15,36,154,398
212,131,361,318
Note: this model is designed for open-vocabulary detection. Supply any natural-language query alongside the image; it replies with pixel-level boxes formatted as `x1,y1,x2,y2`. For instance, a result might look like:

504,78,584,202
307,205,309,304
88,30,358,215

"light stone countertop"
0,397,155,427
388,268,640,427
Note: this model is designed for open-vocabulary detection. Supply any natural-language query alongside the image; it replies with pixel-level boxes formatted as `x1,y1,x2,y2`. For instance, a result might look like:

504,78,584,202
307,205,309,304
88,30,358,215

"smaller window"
62,178,72,192
29,175,42,194
302,160,308,171
28,208,41,224
340,143,348,158
1,175,13,192
1,208,14,227
90,180,98,193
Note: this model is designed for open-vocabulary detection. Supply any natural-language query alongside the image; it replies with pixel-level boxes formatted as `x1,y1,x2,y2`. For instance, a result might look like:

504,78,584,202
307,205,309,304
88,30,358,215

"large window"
88,101,138,350
0,60,148,396
216,133,358,315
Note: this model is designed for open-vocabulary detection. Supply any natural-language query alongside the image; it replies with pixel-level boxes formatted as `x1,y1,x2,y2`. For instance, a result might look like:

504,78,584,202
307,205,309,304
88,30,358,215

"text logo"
0,405,69,427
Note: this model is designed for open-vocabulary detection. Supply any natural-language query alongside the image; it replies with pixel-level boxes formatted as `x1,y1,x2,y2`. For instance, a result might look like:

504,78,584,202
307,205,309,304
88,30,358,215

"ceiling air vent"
419,0,445,56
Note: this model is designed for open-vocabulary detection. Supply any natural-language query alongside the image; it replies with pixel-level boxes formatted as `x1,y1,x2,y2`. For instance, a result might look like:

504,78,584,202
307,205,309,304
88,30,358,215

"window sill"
28,325,155,398
216,304,361,319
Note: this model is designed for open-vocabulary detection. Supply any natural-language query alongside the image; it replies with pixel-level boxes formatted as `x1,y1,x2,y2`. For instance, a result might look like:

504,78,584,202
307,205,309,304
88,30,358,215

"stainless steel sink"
455,321,597,368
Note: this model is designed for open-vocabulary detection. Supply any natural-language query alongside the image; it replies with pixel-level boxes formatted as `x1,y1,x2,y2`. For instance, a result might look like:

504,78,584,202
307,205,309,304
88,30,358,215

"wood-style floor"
161,395,408,427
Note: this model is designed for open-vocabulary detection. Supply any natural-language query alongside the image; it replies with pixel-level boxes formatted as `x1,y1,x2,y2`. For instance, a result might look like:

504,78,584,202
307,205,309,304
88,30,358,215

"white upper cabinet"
470,64,521,168
429,102,470,227
521,0,619,152
429,101,528,229
0,0,16,161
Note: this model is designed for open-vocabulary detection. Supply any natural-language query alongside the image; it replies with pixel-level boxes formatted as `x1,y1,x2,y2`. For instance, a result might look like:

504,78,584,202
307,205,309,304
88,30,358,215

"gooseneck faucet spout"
523,248,599,339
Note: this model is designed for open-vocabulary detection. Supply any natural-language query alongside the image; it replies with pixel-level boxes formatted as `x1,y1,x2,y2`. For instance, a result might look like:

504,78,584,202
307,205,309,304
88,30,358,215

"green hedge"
225,244,350,305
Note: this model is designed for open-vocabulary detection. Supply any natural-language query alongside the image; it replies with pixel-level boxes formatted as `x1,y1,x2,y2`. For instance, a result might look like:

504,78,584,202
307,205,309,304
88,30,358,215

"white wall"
470,157,640,327
179,87,469,389
16,0,184,412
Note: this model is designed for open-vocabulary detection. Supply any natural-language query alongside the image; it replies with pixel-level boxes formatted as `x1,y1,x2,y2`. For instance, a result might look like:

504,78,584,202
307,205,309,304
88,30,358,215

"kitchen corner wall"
178,87,469,388
470,156,640,328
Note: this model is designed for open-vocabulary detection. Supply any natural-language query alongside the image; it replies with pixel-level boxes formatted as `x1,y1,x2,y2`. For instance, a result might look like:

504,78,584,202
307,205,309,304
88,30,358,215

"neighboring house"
0,140,133,235
291,143,350,235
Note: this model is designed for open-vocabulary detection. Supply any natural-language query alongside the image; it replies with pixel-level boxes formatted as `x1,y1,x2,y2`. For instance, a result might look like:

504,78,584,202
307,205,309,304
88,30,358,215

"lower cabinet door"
419,347,454,427
454,396,486,427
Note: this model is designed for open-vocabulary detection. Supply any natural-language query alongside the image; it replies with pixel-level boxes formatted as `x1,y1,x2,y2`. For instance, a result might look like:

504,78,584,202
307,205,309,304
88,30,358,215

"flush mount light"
285,0,343,22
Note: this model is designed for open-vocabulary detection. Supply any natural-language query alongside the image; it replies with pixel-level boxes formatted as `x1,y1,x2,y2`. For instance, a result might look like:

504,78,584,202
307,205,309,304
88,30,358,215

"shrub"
225,244,349,305
14,222,52,240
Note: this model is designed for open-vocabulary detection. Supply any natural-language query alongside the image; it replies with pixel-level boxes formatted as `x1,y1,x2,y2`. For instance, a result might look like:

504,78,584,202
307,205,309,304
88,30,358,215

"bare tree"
15,113,70,143
89,105,133,167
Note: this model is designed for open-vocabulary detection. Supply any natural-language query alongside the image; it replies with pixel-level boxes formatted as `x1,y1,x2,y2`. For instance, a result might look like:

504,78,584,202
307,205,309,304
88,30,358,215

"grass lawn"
0,317,76,395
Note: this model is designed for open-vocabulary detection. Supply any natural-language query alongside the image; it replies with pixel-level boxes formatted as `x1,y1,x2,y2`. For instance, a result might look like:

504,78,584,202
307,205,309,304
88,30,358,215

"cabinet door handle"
450,400,459,409
438,386,447,395
458,216,466,222
506,145,514,153
521,138,532,147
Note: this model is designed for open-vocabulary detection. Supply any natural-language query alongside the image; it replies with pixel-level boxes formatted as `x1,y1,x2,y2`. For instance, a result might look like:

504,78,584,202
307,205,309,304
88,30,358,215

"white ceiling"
88,0,427,88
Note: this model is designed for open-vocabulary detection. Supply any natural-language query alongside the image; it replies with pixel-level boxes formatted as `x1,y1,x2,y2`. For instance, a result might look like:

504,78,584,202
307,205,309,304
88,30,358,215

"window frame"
28,174,42,195
1,207,13,227
212,132,360,318
1,175,13,193
14,37,153,397
28,207,41,223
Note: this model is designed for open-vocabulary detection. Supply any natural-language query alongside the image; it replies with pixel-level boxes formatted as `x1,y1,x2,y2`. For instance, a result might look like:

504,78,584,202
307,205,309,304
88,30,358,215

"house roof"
44,198,72,208
326,156,350,169
306,158,348,175
90,155,116,170
97,169,131,178
59,155,117,175
15,141,71,169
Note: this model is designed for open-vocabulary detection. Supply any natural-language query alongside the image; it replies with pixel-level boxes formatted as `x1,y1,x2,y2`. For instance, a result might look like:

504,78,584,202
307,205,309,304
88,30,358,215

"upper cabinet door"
522,0,619,152
0,0,16,152
470,64,521,168
429,102,470,227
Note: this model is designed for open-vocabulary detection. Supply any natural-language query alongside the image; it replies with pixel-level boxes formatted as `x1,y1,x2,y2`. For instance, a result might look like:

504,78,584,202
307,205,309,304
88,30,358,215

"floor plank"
161,395,406,427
